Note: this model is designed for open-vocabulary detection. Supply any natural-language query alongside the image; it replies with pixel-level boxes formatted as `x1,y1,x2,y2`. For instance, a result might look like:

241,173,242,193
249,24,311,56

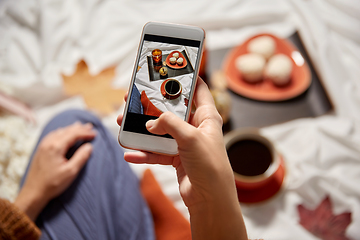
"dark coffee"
227,139,272,176
165,80,180,95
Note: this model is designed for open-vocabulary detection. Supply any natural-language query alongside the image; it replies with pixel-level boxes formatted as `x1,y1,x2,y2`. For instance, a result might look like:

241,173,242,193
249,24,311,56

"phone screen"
123,34,201,138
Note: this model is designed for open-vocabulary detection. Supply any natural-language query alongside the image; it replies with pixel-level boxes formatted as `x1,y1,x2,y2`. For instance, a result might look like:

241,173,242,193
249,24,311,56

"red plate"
223,33,311,101
166,51,188,69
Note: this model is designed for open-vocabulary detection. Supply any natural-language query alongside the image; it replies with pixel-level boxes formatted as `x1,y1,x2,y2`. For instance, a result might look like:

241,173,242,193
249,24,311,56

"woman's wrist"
187,174,248,240
14,186,49,222
189,197,248,240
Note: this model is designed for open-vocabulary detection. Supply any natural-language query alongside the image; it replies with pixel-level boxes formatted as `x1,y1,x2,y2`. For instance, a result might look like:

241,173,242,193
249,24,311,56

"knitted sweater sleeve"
0,198,41,240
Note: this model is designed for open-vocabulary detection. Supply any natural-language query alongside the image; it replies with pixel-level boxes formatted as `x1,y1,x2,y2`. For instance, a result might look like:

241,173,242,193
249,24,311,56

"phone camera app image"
120,23,204,154
126,33,201,133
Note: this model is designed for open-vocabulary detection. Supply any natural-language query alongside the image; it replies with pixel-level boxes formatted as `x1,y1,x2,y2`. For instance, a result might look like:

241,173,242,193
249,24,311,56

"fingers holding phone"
117,23,247,239
120,76,233,205
118,22,205,155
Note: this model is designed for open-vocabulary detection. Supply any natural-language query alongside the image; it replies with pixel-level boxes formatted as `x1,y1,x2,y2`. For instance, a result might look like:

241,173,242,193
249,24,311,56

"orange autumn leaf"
62,60,126,115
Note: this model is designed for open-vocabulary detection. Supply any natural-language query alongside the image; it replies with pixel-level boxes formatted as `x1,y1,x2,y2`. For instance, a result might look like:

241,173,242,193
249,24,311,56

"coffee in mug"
224,128,285,202
162,79,182,100
227,139,272,177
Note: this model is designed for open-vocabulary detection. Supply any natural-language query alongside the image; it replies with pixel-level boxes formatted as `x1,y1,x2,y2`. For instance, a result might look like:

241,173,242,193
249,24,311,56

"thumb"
146,112,195,145
67,143,93,173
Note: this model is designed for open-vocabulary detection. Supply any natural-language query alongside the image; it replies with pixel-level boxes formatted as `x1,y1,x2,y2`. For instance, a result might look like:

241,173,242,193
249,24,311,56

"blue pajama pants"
20,110,155,240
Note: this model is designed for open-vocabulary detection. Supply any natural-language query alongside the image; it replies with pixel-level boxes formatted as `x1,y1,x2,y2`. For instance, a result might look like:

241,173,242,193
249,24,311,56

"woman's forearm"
189,197,248,240
188,174,248,240
14,186,48,222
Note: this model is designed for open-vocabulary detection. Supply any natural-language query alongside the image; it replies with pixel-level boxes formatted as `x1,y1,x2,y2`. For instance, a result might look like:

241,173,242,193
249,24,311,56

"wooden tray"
147,50,194,81
206,31,333,131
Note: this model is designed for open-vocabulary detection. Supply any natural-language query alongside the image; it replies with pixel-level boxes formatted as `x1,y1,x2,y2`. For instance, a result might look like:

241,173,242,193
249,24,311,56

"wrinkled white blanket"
1,0,360,239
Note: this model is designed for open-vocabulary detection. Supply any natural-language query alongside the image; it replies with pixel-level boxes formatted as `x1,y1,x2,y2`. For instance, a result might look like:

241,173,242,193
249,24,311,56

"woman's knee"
44,109,101,131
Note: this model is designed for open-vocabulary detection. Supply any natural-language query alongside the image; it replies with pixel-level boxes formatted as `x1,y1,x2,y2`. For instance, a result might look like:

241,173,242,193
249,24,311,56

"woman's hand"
117,78,248,240
119,79,233,207
14,122,96,221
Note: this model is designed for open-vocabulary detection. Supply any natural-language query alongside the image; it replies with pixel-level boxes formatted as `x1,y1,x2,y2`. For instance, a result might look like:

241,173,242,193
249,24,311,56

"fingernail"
83,143,93,151
146,120,155,129
84,122,93,128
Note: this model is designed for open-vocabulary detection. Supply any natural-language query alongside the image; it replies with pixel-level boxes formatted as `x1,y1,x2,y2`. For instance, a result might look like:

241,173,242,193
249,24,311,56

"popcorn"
7,155,28,181
0,177,19,201
0,114,34,201
0,137,11,164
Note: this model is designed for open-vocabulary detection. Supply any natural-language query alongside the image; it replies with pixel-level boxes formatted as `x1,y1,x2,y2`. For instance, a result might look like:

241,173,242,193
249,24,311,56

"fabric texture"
128,84,143,115
0,198,41,240
20,109,155,240
140,169,191,240
140,91,163,117
2,0,360,239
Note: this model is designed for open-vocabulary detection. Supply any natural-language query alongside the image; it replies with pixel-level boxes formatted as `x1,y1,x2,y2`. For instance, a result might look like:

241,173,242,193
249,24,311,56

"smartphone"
119,22,205,155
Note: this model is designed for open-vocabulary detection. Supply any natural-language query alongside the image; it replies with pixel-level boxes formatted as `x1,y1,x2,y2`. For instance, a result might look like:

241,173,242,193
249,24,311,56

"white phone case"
119,22,205,155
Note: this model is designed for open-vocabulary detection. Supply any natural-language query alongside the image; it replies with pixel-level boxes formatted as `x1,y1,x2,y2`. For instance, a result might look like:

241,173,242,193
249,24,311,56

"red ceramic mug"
224,128,285,203
161,79,182,100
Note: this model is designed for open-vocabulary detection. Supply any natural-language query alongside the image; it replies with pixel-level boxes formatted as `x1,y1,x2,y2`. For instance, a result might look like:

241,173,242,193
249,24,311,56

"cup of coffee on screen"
224,128,285,203
162,79,182,100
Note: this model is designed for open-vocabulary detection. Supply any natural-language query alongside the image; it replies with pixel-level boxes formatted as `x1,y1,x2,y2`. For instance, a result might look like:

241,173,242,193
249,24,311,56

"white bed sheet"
1,0,360,239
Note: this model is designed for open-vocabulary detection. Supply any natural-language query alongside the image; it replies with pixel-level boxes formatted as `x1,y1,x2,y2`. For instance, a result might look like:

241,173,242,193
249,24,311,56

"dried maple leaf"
298,196,352,240
62,60,126,115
